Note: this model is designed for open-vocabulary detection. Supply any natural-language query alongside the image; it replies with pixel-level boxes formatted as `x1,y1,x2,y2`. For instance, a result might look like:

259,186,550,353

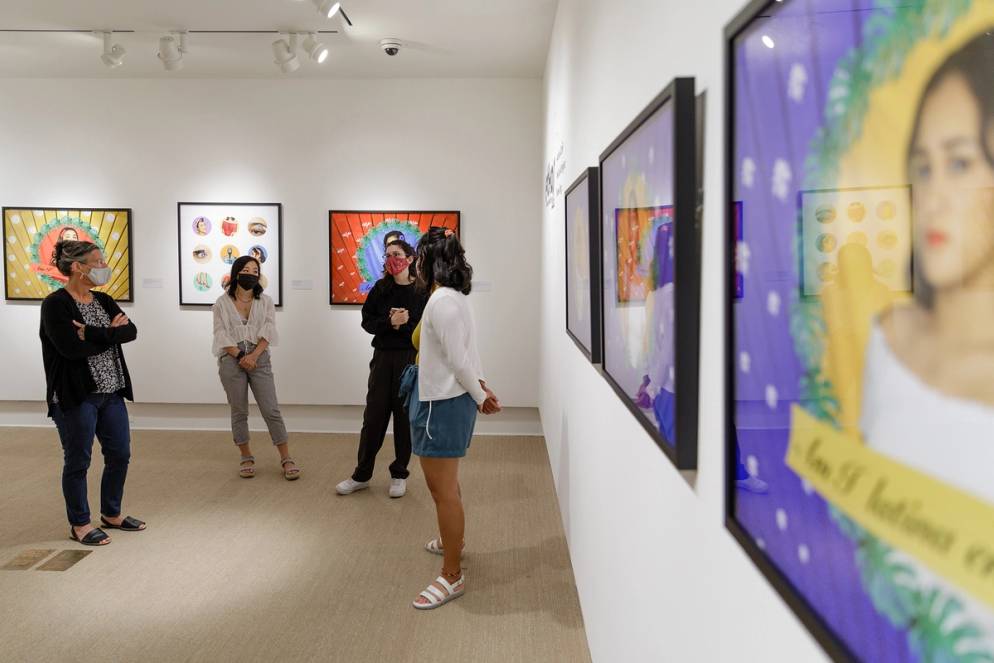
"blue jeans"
51,393,132,526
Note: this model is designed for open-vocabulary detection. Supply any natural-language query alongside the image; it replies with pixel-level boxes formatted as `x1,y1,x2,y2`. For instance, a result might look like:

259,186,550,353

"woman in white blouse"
212,256,299,480
400,227,501,610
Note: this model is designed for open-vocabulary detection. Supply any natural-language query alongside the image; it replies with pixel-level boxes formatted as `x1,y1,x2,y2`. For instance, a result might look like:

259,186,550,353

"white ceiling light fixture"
302,33,329,64
157,32,188,72
98,31,126,68
314,0,353,26
272,33,300,74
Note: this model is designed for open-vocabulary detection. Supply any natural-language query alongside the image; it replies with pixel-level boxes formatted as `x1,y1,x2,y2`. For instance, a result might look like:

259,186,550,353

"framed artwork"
177,203,283,307
329,210,460,305
599,77,699,470
2,207,133,302
725,2,994,661
565,167,602,362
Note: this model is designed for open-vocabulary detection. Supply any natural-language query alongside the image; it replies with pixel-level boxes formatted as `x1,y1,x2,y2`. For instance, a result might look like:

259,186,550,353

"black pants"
353,348,416,481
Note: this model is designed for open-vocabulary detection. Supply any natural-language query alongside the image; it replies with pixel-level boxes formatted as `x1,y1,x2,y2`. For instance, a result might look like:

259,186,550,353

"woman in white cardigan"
400,227,501,610
212,256,299,480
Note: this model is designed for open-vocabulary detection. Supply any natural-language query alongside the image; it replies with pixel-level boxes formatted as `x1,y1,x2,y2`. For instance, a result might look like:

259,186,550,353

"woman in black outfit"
39,240,145,546
337,239,427,498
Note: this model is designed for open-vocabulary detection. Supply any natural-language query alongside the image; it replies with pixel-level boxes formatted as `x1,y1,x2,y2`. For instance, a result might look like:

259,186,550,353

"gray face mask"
82,264,113,286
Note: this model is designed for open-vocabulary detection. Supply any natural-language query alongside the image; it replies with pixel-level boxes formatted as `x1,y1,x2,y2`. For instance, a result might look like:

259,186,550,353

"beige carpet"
0,427,590,663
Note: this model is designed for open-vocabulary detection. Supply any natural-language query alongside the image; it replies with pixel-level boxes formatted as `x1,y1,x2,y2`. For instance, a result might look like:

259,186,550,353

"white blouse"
211,293,278,357
418,287,487,404
860,323,994,504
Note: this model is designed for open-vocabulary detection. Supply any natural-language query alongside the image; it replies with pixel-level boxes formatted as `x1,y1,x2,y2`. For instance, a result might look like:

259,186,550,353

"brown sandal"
239,455,256,478
281,457,301,481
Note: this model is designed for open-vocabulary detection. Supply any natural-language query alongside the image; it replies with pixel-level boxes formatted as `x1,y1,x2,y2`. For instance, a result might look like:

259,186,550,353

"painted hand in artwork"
635,375,652,409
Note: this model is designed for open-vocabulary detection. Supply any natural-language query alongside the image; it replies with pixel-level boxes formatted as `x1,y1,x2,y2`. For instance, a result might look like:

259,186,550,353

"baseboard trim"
0,401,544,437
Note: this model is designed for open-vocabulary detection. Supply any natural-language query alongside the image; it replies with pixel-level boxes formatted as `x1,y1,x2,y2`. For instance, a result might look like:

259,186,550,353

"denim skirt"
399,364,478,458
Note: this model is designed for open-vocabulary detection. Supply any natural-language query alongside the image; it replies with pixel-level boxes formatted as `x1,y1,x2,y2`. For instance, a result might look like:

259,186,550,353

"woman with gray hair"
39,239,144,546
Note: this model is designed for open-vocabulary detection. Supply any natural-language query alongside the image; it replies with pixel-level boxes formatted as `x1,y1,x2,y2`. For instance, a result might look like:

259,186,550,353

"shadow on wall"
558,410,572,539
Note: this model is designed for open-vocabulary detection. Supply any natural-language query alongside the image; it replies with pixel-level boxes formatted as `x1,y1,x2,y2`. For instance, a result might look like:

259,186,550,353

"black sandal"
70,527,110,546
100,515,146,532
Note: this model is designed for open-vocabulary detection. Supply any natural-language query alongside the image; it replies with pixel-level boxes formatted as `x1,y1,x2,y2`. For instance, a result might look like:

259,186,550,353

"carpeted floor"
0,427,590,663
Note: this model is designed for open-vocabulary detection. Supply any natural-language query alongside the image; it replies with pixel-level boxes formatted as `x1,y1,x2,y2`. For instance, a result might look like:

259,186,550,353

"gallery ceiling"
0,0,558,78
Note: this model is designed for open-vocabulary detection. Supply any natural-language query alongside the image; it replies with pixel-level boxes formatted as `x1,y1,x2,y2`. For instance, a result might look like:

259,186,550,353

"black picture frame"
2,206,135,303
564,167,602,363
598,77,699,470
724,2,856,661
327,210,462,306
177,202,284,308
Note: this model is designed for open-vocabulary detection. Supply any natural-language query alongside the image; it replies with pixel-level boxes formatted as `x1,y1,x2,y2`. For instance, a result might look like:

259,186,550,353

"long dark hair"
907,31,994,308
416,227,472,295
381,239,418,284
52,240,99,276
225,255,263,299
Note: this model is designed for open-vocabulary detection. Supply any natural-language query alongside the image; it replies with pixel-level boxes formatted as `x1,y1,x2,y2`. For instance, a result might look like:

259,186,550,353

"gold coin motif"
815,205,837,224
816,233,837,253
877,259,897,278
877,200,896,220
818,262,839,283
847,201,866,222
877,230,898,250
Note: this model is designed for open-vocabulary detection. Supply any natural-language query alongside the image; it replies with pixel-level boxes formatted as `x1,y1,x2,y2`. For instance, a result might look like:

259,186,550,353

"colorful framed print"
725,1,994,661
599,77,699,470
565,167,602,363
329,210,460,305
2,207,133,302
177,203,283,307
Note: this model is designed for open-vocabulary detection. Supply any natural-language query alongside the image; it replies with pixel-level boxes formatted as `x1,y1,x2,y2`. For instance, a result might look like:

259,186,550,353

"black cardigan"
360,279,427,350
39,288,137,415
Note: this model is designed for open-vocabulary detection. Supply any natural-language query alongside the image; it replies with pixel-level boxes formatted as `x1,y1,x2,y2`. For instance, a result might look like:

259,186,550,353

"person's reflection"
821,242,893,434
734,432,768,494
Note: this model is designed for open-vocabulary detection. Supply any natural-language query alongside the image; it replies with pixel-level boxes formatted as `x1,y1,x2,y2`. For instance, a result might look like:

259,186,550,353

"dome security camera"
380,38,402,56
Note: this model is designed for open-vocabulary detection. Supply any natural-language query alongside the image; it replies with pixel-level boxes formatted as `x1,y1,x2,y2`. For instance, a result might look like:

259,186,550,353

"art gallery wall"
0,77,541,409
540,1,828,661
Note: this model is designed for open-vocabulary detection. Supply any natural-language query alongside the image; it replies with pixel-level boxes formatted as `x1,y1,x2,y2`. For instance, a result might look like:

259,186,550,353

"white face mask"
81,264,112,286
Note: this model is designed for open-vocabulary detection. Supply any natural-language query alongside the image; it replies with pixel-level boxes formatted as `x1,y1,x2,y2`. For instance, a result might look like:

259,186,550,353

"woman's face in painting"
61,228,78,241
910,71,994,293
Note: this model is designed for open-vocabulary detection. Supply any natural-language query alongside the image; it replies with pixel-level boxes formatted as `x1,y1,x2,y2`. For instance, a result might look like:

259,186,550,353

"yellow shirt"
412,284,439,365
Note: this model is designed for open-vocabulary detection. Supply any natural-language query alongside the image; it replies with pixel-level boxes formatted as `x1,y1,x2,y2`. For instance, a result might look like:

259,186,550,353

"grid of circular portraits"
177,203,282,306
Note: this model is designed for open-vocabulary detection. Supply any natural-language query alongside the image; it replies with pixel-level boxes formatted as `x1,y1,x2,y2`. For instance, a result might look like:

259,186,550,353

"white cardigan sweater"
211,293,278,357
418,287,487,404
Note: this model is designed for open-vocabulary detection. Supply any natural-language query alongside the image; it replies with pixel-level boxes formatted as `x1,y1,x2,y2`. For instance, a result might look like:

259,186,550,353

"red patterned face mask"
386,256,410,276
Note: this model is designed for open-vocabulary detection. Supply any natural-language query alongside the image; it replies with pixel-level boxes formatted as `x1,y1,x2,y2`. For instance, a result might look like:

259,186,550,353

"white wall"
0,77,541,408
541,1,828,661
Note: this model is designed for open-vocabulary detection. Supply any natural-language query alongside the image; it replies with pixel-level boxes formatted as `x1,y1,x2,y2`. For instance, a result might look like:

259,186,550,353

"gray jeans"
218,351,288,446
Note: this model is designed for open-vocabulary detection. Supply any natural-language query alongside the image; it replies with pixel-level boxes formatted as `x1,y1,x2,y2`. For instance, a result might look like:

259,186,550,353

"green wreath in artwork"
791,2,994,661
28,216,108,291
355,219,422,291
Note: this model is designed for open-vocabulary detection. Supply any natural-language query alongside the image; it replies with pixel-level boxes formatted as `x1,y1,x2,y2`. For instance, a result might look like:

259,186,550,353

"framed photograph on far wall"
2,207,134,302
565,167,602,363
599,77,699,470
177,202,283,307
329,210,460,305
725,1,994,661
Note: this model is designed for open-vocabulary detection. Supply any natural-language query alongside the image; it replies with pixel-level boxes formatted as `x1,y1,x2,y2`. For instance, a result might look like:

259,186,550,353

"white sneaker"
736,475,769,495
389,478,407,498
336,478,369,495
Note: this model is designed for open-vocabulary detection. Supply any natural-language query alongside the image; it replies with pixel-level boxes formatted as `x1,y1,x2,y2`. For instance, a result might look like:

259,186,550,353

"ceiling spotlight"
98,31,125,68
302,33,329,64
158,33,187,72
314,0,353,26
273,34,300,74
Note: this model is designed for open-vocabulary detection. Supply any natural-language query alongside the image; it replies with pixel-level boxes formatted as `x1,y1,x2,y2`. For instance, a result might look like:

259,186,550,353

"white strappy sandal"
412,574,465,610
424,538,465,558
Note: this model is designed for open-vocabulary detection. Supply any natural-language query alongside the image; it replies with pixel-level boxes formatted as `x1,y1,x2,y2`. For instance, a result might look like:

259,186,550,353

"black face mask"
237,274,260,290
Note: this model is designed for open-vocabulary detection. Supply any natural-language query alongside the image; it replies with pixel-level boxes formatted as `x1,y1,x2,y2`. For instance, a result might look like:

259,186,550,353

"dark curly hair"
225,255,263,300
52,240,100,276
416,227,472,295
